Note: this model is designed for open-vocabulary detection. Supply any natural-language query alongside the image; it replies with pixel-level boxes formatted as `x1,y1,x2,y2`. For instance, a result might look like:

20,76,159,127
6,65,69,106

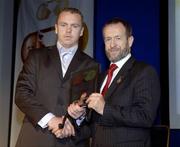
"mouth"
109,48,119,53
65,35,71,38
64,35,72,40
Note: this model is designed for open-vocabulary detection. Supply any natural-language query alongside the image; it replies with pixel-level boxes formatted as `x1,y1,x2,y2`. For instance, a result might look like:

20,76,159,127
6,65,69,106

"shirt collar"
111,53,131,69
57,41,78,55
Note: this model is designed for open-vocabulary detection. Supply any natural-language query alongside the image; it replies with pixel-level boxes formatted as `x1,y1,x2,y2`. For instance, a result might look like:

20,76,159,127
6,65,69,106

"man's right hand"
48,116,63,133
57,118,75,138
48,116,75,138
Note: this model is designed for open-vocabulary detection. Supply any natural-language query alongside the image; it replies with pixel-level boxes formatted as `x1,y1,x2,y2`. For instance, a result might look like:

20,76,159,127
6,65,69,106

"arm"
15,50,51,126
87,66,160,128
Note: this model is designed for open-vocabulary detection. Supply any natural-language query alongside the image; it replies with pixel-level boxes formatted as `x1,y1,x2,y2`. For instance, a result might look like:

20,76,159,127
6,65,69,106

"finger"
67,105,75,117
68,104,85,119
87,100,95,109
80,92,87,99
72,103,84,112
68,104,79,114
54,129,62,138
86,94,100,104
62,127,69,138
52,127,59,134
54,129,60,136
87,103,93,109
48,126,52,131
49,126,58,132
64,119,75,137
66,119,75,136
65,119,73,137
68,108,78,119
86,97,91,104
57,131,65,139
62,122,69,137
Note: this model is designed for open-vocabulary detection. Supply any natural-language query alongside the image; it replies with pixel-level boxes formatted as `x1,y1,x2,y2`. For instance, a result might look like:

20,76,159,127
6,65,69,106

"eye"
72,24,80,28
59,23,66,27
104,38,111,42
115,36,121,40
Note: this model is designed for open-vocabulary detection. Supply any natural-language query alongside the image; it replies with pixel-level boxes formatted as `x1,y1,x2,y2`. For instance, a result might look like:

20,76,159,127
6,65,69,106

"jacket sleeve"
15,50,49,126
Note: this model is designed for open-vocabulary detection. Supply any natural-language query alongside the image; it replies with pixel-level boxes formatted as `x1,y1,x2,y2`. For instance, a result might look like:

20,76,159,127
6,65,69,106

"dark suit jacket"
15,46,98,147
91,57,160,147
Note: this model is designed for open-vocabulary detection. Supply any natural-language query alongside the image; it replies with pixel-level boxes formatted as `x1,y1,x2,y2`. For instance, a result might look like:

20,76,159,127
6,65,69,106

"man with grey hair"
68,18,160,147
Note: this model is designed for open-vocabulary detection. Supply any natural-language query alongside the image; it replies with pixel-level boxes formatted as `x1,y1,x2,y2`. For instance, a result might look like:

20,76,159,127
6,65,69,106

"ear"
128,36,134,48
54,24,58,34
80,27,84,37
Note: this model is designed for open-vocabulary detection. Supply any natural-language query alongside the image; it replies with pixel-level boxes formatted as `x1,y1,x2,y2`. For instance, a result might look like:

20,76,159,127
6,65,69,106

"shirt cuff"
76,112,86,126
38,113,55,128
76,116,85,126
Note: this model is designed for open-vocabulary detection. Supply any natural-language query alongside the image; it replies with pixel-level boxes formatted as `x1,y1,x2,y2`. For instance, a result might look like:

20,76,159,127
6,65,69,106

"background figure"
21,31,45,63
15,7,98,147
85,18,160,147
21,26,57,63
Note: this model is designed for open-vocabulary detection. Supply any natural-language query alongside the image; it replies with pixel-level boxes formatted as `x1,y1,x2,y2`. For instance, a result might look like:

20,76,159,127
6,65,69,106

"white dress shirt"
57,41,78,77
100,54,131,93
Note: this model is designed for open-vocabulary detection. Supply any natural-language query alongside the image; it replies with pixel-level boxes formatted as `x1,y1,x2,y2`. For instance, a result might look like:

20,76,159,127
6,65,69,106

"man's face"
55,11,84,48
103,23,134,62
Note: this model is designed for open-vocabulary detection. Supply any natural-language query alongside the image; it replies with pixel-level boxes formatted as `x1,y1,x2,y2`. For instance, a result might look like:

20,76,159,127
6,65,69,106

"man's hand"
48,116,63,133
62,118,75,137
86,93,105,115
68,103,86,119
54,118,75,138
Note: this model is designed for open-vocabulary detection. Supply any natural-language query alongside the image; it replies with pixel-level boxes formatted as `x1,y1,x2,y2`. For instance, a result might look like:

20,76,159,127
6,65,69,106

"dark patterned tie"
101,64,118,96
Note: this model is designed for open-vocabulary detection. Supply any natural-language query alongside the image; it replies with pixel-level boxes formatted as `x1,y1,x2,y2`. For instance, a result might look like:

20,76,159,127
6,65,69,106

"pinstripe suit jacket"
91,57,160,147
15,46,98,147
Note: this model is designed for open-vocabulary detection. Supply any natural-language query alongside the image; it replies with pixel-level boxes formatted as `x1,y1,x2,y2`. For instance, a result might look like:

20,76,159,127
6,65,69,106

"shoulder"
134,61,157,73
28,46,55,56
132,60,159,81
27,46,56,60
23,46,57,67
79,50,98,65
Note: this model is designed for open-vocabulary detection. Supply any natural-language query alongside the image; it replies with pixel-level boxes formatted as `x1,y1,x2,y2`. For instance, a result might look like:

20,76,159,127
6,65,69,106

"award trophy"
59,64,99,129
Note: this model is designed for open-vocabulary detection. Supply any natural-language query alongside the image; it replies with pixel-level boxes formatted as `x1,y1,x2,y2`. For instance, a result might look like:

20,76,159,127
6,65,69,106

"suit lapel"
49,46,63,80
63,49,82,81
104,57,136,99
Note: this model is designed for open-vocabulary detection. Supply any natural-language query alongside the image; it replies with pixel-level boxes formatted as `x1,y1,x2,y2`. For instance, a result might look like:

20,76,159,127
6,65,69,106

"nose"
66,26,72,33
110,38,116,48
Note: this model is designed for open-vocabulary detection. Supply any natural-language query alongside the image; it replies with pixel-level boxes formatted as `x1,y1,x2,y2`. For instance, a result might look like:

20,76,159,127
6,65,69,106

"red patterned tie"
101,64,118,96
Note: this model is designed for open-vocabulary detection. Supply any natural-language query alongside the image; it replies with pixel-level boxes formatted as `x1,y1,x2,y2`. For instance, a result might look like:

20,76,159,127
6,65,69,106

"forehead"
103,23,126,36
58,11,82,23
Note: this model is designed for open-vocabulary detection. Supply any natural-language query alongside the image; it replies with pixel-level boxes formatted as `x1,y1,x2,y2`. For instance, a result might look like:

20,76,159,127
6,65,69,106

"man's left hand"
86,93,105,115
